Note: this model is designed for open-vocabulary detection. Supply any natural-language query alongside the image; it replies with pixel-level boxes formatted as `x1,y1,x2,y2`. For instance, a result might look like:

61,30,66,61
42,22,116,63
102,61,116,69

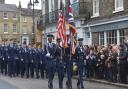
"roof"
21,8,41,16
0,4,18,12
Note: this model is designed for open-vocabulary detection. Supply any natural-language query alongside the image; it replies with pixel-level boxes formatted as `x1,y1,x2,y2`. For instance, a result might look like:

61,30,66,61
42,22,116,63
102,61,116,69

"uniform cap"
78,38,83,41
47,34,54,38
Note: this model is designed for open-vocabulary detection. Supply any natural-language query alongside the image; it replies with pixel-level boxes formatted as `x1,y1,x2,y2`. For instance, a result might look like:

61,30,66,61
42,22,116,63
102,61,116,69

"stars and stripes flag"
68,0,77,54
56,0,67,48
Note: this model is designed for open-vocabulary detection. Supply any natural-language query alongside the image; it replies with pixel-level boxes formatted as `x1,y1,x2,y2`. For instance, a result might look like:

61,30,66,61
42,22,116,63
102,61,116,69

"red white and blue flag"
68,0,77,54
56,0,67,47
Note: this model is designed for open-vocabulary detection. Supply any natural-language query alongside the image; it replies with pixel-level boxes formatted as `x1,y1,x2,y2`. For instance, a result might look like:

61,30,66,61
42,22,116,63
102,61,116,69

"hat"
78,38,83,41
56,38,61,42
47,34,54,38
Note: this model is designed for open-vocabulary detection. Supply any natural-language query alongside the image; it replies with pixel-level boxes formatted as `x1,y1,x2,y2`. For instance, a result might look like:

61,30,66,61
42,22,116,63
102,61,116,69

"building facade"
82,0,128,46
0,4,20,42
40,0,128,46
40,0,89,46
0,1,41,44
19,8,41,45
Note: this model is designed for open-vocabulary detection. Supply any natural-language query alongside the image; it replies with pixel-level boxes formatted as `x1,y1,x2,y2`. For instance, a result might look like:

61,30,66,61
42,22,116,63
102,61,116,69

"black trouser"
30,62,35,78
15,59,20,76
8,61,16,77
1,59,7,75
40,62,45,78
35,62,40,78
25,62,30,78
20,61,25,77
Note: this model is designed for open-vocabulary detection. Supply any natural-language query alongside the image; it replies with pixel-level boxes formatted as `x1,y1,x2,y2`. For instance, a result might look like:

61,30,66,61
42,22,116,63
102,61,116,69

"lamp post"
28,0,39,44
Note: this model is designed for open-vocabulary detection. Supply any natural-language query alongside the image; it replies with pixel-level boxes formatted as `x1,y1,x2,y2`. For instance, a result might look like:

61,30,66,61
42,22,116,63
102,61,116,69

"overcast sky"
5,0,41,9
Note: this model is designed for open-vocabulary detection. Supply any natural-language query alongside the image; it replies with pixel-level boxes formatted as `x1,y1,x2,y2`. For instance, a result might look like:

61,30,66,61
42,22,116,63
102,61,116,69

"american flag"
68,0,77,54
56,1,67,48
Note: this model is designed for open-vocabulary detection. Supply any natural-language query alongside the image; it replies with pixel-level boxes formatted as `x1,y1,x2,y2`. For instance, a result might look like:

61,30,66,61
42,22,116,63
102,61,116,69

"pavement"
0,75,127,89
0,79,16,89
73,76,128,88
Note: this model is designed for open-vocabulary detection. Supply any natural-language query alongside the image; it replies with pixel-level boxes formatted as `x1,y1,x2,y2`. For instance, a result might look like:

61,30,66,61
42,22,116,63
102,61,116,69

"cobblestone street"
0,75,127,89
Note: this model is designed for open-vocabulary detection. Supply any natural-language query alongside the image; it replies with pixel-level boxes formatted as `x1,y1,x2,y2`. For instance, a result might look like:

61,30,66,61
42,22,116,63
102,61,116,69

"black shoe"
36,76,40,79
81,87,85,89
77,85,80,89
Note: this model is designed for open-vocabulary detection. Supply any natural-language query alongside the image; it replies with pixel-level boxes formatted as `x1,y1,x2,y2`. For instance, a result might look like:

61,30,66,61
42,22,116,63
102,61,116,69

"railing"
37,1,90,29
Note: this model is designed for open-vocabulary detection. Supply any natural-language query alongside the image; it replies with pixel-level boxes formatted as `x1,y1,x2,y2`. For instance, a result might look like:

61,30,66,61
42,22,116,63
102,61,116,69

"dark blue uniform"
38,48,46,78
8,43,17,77
64,45,73,89
1,44,9,75
44,42,56,89
75,46,85,89
20,47,28,77
55,45,64,89
34,48,40,78
29,47,36,78
15,45,21,76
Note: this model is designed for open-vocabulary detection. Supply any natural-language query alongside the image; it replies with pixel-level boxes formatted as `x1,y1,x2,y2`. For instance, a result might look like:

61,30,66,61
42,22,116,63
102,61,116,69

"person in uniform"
34,44,40,79
29,44,35,78
44,34,56,89
20,43,27,78
64,35,73,89
75,38,85,89
8,39,17,77
38,46,45,79
15,43,21,76
55,38,64,89
1,39,8,75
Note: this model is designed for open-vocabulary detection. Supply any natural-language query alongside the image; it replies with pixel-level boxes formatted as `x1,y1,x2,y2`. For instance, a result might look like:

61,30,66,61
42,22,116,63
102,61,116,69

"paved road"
0,75,127,89
0,79,16,89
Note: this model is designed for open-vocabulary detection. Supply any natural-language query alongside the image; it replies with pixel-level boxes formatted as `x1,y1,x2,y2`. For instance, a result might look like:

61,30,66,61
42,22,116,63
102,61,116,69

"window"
113,0,123,13
106,30,117,45
23,17,27,22
119,30,125,44
13,14,17,20
92,0,99,17
99,32,104,46
22,25,27,34
3,13,8,19
86,32,90,38
13,24,17,33
3,24,8,33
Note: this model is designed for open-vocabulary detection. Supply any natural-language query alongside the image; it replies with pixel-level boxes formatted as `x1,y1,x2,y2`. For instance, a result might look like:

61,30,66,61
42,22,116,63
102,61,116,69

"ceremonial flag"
68,0,77,54
56,0,67,47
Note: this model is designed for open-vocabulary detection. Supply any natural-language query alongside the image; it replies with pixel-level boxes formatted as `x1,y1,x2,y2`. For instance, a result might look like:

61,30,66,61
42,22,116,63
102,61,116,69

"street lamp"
28,0,39,44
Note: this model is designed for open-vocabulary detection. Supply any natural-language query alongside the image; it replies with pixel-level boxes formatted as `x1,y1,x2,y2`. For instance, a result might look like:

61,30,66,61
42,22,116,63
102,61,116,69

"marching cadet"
1,39,8,75
64,35,73,89
38,46,45,79
55,38,64,89
44,34,56,89
29,44,35,78
8,39,16,77
34,44,40,79
15,43,21,76
0,44,2,74
75,38,85,89
20,43,28,78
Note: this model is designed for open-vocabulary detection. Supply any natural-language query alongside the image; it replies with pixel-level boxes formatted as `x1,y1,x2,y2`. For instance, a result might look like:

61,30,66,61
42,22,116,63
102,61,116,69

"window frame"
92,0,99,17
113,0,124,13
3,24,8,33
13,24,17,33
13,13,17,20
3,12,8,19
